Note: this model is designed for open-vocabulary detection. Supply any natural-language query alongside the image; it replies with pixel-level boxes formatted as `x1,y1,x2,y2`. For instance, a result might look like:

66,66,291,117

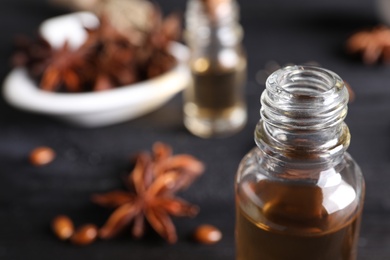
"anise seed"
29,146,56,166
193,224,222,244
51,215,74,240
70,224,98,246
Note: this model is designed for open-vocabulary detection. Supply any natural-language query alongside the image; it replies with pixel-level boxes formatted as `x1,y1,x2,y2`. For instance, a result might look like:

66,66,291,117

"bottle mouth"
261,65,349,130
266,65,345,101
256,65,351,165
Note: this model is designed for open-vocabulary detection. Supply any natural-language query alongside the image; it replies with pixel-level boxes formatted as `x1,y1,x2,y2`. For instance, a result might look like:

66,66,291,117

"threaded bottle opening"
256,65,351,163
261,65,349,130
269,66,340,97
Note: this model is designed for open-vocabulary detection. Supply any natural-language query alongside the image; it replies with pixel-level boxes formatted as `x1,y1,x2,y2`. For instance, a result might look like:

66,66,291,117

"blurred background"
0,0,389,259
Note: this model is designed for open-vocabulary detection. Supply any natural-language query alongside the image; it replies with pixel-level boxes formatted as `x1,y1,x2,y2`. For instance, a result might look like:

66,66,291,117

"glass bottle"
183,0,247,138
235,66,365,260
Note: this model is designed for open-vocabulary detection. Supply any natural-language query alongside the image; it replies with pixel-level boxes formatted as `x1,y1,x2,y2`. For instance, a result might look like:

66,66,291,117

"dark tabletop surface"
0,0,388,259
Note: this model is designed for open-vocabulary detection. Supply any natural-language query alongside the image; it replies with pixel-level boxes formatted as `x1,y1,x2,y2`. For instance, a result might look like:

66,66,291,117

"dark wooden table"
0,0,387,259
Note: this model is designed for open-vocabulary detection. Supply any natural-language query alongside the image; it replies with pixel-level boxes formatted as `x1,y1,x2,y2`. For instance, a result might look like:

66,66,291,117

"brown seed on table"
29,146,55,166
51,215,74,240
70,224,98,246
193,224,222,244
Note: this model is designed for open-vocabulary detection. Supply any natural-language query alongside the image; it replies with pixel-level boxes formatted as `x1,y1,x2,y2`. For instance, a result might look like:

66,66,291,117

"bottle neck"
255,66,350,174
185,0,243,48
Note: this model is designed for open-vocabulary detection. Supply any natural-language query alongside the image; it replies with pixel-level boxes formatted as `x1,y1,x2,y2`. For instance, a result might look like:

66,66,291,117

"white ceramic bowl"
3,12,190,127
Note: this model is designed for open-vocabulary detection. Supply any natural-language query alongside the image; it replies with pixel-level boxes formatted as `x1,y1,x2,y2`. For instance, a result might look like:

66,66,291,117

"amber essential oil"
184,58,247,138
236,177,362,260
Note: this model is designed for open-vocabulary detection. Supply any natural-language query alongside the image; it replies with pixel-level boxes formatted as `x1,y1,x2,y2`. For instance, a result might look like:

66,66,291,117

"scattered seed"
52,215,74,240
70,224,98,246
30,146,55,166
193,224,222,244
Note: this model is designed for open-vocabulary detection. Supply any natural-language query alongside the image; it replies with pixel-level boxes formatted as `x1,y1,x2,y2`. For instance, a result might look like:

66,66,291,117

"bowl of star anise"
3,5,190,127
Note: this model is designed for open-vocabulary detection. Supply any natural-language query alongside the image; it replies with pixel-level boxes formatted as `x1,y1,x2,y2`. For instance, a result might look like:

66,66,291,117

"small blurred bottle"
184,0,247,138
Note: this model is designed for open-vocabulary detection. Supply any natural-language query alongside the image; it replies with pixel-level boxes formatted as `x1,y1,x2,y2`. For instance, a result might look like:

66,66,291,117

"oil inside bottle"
183,56,247,138
236,173,362,260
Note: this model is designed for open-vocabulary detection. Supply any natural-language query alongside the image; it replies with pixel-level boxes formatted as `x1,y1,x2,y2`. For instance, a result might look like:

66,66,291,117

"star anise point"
346,25,390,64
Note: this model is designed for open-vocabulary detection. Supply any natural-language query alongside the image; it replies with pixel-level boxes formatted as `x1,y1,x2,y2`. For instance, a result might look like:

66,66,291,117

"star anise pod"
89,1,181,81
346,25,390,64
40,41,93,92
11,35,52,78
132,10,180,79
92,142,204,243
11,0,181,93
12,35,94,92
83,15,139,90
